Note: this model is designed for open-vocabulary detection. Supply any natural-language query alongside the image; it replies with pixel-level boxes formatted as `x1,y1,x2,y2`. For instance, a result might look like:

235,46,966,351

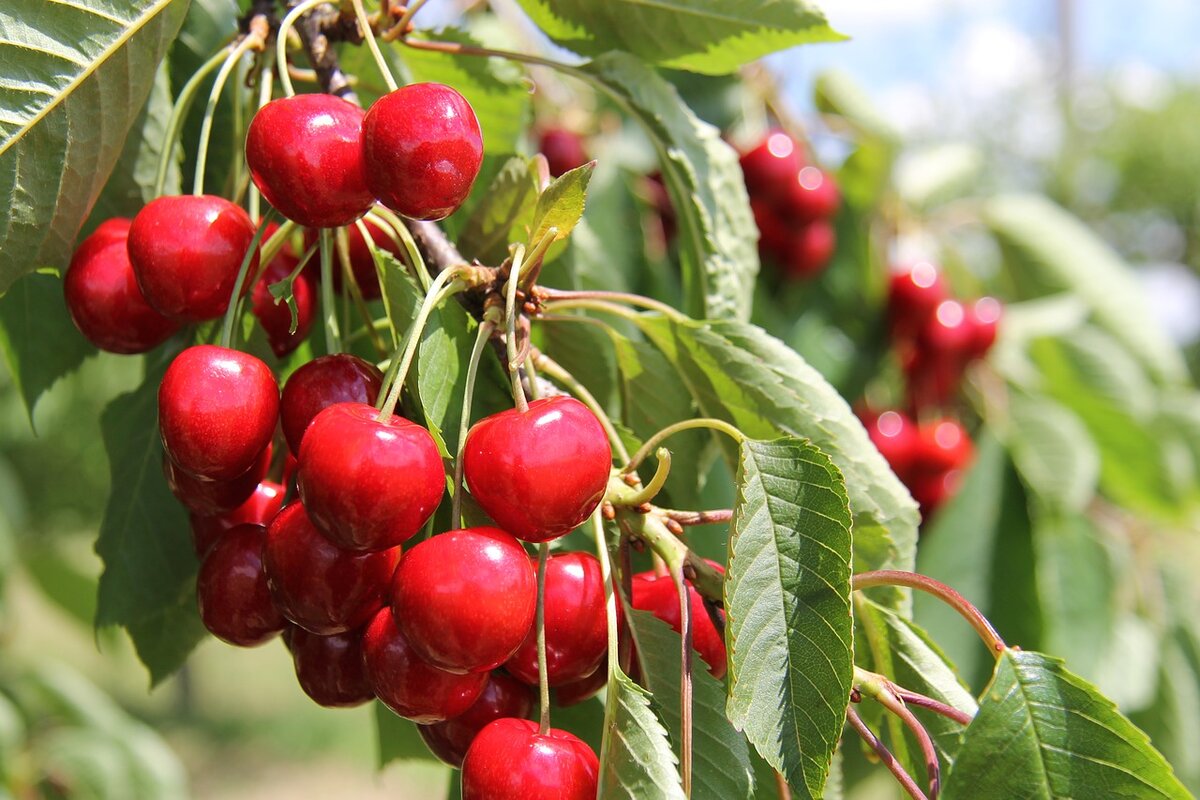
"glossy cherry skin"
915,419,974,474
463,397,612,543
462,718,599,800
782,219,836,280
64,222,179,353
285,625,374,708
553,663,608,707
632,570,727,679
362,82,483,221
362,607,488,723
158,345,279,481
197,523,285,647
189,480,284,556
280,356,384,455
539,128,589,178
263,502,400,635
128,195,259,322
392,527,536,674
418,672,535,767
860,409,920,481
739,130,803,203
164,445,271,518
507,552,607,686
888,262,946,339
251,243,314,358
297,402,444,551
246,94,374,228
781,166,840,222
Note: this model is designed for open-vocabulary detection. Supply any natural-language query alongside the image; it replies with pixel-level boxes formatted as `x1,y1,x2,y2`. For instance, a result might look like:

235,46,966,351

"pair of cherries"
861,409,975,518
740,129,841,280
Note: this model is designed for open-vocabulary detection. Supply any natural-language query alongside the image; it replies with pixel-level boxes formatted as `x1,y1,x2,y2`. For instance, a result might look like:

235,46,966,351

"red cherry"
739,130,803,202
362,607,488,723
463,397,612,543
506,552,607,686
362,83,483,221
297,403,444,551
418,672,535,767
462,718,598,800
251,242,314,358
128,195,259,322
781,166,840,222
888,262,946,339
915,419,974,474
860,409,920,480
63,222,179,353
631,569,727,679
245,94,374,228
158,345,279,481
553,663,609,707
263,502,399,635
164,445,271,518
965,297,1002,359
189,480,284,556
391,527,536,674
197,523,285,647
539,127,589,177
751,198,790,261
781,219,836,280
286,625,374,708
908,468,964,520
918,300,974,357
280,356,384,456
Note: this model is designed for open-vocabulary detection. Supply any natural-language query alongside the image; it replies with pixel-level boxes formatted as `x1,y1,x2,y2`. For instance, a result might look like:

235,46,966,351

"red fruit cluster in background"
860,409,974,519
538,127,590,178
740,130,840,280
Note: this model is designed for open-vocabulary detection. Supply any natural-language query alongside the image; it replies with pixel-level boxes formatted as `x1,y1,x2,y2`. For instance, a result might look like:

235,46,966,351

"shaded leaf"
1007,395,1100,513
599,666,687,800
457,156,540,265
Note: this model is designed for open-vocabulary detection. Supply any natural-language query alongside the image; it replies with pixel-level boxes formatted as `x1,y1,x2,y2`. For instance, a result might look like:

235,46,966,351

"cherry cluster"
740,129,841,280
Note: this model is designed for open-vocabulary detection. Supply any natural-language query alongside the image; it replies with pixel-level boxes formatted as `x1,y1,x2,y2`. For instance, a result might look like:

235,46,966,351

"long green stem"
218,212,277,348
154,47,229,197
614,506,723,603
532,349,630,463
370,206,432,289
535,541,551,735
390,0,428,35
335,227,387,359
276,0,328,97
194,35,259,196
247,48,276,222
854,668,942,800
846,706,928,800
318,229,342,353
452,319,495,527
351,0,398,91
615,448,672,507
505,245,529,412
624,418,745,475
668,556,693,797
593,510,620,671
540,288,684,319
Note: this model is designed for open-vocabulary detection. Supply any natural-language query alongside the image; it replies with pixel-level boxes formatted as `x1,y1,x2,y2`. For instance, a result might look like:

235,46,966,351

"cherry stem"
592,510,621,671
539,288,685,320
154,46,230,197
659,508,733,527
350,0,398,92
397,32,583,74
852,570,1006,658
194,32,261,196
668,557,694,798
855,667,942,800
335,227,388,359
504,245,529,413
218,211,277,349
613,507,723,604
846,705,929,800
535,541,551,735
277,0,329,97
623,418,745,475
374,268,468,421
773,771,792,800
369,206,432,289
391,0,428,36
524,354,543,401
615,448,672,507
894,689,975,728
317,228,343,353
247,48,276,223
452,318,495,528
257,220,297,278
531,348,630,463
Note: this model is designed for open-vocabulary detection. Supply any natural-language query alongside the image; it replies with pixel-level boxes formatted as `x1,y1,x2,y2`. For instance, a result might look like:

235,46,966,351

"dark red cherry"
297,402,444,551
539,127,589,177
915,419,974,474
158,345,279,481
128,195,259,322
462,718,598,800
860,409,920,481
245,94,374,228
908,468,964,520
164,444,271,518
286,624,374,707
739,130,803,202
463,397,612,543
392,527,536,674
189,480,284,556
64,222,179,353
280,356,384,455
197,523,284,647
781,166,840,222
553,663,609,707
507,552,607,686
301,217,399,300
418,672,535,767
263,502,399,635
362,607,488,723
888,262,946,338
632,569,727,679
751,198,790,261
251,240,314,358
362,82,483,221
781,219,836,280
918,300,974,357
965,296,1002,359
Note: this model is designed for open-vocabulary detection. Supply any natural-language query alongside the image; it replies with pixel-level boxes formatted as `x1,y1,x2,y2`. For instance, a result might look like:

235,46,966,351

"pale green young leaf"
457,156,541,266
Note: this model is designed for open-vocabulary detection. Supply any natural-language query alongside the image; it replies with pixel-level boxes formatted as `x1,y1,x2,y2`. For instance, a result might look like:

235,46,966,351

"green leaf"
893,143,984,210
0,0,189,293
375,702,439,766
598,666,687,800
526,161,594,262
457,156,541,265
634,315,919,592
514,0,842,75
1006,395,1100,513
627,609,754,800
984,193,1187,384
813,70,900,143
725,438,852,799
0,271,96,427
93,350,205,685
943,649,1190,800
583,53,758,321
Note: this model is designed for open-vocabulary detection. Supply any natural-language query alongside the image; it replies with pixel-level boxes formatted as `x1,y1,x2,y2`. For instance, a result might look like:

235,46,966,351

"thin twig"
846,706,929,800
894,689,975,728
660,509,734,527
